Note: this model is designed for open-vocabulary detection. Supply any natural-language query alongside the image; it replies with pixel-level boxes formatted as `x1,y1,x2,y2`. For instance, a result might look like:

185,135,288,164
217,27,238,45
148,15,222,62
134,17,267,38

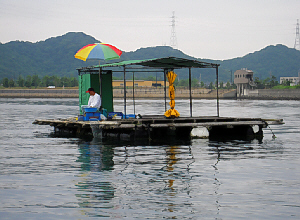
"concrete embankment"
0,89,79,98
0,88,237,99
241,89,300,100
113,88,236,99
1,88,300,100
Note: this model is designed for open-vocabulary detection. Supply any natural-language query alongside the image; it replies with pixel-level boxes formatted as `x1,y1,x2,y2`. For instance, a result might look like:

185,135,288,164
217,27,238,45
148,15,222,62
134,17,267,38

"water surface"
0,98,299,219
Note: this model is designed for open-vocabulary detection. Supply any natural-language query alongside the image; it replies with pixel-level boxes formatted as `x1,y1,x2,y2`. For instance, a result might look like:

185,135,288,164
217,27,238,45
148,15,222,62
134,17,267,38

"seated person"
81,87,101,113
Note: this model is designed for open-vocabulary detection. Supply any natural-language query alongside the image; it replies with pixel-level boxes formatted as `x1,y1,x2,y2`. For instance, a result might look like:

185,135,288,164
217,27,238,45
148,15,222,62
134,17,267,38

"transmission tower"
294,19,300,50
170,11,178,48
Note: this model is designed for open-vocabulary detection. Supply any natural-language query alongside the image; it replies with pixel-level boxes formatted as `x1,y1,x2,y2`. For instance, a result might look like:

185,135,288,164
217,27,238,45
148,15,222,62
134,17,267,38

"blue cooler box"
108,112,123,119
122,114,136,119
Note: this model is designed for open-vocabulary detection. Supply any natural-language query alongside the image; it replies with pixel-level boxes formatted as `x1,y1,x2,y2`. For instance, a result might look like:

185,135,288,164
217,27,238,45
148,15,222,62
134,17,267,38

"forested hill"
0,32,99,79
220,44,300,80
1,32,299,83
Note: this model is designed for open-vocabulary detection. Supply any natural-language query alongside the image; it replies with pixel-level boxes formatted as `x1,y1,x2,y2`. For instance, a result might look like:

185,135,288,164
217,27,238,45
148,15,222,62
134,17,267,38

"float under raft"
33,116,284,143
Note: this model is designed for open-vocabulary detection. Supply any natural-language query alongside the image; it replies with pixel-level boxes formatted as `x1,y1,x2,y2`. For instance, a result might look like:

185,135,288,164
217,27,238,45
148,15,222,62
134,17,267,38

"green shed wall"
79,71,113,114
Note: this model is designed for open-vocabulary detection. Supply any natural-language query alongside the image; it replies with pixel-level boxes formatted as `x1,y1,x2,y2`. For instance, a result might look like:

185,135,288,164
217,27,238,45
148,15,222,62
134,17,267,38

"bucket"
83,107,98,113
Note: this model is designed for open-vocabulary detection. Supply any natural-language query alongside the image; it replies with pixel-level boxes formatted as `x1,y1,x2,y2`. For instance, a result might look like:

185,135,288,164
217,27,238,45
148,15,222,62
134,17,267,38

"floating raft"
33,116,284,143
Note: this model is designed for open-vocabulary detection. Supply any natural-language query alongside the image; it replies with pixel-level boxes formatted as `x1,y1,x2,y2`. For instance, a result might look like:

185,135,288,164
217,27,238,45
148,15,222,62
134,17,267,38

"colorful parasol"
74,43,122,61
164,71,180,118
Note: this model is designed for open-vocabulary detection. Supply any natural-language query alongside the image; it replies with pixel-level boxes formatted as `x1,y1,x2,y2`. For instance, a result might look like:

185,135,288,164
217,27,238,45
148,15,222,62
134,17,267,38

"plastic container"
83,112,101,121
122,114,136,119
77,115,84,121
85,112,94,117
93,112,101,118
108,112,123,119
89,118,100,121
83,107,97,113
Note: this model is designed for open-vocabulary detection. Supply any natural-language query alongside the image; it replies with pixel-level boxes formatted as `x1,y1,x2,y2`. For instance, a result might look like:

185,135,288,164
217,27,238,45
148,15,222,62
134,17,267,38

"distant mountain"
221,44,300,80
0,32,299,83
0,32,100,79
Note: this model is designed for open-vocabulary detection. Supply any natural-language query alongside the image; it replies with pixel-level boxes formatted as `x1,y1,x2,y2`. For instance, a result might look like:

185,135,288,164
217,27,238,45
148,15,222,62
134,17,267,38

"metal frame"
77,57,220,117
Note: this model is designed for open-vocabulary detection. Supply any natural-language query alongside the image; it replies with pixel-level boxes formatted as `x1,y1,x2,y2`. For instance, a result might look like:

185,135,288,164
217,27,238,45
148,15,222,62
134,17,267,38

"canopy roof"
78,57,219,72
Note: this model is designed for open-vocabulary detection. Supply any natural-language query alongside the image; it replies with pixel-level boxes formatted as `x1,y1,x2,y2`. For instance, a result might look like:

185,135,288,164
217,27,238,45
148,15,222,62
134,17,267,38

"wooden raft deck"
33,116,284,142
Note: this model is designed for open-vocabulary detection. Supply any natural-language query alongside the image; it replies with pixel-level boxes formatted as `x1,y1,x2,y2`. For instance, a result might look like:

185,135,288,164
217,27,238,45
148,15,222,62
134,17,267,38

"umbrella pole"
99,61,102,98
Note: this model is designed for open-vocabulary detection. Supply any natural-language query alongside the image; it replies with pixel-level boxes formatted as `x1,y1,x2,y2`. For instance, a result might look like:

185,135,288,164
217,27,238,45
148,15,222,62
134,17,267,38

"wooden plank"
33,117,283,128
262,119,285,125
149,121,266,128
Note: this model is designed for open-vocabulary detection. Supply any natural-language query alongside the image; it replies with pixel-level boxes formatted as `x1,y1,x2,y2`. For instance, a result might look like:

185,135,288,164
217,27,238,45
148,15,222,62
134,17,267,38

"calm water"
0,98,299,219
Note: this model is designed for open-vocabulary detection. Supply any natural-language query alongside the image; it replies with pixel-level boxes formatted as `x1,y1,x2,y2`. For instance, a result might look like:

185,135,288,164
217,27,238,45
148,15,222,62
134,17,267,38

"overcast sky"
0,0,299,60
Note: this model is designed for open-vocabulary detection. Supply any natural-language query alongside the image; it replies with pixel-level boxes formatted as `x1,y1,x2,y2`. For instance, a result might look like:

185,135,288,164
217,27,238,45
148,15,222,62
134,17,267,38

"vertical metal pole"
123,66,126,118
133,72,135,115
78,70,82,114
164,69,167,111
216,66,219,117
99,67,102,98
189,68,192,117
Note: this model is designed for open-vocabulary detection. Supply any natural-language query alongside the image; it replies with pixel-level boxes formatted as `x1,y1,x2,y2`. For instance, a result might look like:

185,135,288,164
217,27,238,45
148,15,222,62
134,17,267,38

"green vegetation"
1,73,298,90
1,75,78,88
0,32,99,81
173,74,298,89
272,85,300,89
1,32,300,85
174,78,236,89
254,75,279,89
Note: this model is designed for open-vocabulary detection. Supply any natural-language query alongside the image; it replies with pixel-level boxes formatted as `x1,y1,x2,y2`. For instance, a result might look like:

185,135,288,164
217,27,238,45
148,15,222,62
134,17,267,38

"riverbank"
1,88,300,100
0,88,237,99
239,89,300,100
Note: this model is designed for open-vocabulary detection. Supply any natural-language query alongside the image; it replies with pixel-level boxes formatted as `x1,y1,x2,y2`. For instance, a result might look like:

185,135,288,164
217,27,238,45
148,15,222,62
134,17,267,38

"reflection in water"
206,139,286,219
77,142,114,172
75,141,115,218
207,139,284,160
212,146,221,217
74,143,197,218
73,138,287,219
166,146,178,214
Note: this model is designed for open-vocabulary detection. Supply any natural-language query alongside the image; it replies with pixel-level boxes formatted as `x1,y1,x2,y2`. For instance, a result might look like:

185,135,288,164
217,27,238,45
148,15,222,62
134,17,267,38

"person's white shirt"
88,93,101,108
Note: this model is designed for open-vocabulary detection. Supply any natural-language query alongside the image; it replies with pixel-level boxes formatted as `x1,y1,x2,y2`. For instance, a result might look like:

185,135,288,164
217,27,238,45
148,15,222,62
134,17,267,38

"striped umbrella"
74,43,122,61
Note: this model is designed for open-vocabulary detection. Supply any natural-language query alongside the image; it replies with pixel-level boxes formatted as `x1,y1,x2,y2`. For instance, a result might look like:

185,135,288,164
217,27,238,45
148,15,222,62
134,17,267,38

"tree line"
2,74,298,89
173,75,299,89
1,75,78,88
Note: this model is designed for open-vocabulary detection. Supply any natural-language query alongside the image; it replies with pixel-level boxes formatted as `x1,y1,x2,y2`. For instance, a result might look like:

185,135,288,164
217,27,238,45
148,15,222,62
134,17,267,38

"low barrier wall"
113,88,236,99
2,88,299,100
242,89,300,100
0,88,237,99
0,89,78,98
